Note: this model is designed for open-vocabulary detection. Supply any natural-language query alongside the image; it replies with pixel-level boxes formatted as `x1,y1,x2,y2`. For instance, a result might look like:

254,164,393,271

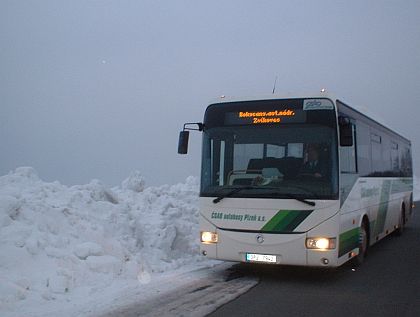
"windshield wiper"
213,186,254,204
212,186,316,206
285,193,315,206
257,191,316,207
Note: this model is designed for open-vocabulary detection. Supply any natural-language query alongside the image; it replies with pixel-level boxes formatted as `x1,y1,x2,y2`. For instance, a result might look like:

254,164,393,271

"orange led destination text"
238,109,295,124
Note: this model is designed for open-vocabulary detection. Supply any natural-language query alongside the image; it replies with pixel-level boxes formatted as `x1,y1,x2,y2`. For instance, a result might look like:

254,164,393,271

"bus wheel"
353,221,368,266
395,206,405,236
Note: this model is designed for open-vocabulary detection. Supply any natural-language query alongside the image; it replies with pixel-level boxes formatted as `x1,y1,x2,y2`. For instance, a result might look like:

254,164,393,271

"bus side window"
340,124,357,173
391,142,399,172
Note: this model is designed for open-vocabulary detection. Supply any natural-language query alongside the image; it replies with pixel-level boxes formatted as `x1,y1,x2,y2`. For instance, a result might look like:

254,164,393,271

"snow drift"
0,167,204,316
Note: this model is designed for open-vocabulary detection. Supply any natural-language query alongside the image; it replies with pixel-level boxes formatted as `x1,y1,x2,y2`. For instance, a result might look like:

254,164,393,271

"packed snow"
0,167,224,317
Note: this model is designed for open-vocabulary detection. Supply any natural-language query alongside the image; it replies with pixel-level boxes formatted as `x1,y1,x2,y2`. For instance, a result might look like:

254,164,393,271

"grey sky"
1,0,420,186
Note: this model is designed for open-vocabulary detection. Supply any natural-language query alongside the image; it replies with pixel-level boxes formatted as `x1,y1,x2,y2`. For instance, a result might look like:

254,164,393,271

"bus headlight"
201,231,218,244
306,237,336,250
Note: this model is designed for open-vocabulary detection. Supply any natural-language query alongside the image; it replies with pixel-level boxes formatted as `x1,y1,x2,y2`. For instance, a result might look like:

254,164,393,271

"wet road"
209,204,420,317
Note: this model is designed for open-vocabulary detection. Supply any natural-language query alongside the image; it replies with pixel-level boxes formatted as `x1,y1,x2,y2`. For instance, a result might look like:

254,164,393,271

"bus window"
288,143,303,158
340,125,357,173
391,142,399,172
233,143,263,171
266,144,285,158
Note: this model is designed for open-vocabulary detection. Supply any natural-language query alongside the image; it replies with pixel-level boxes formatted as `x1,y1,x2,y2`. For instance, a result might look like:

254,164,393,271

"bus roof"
207,92,410,144
208,92,336,105
336,99,411,144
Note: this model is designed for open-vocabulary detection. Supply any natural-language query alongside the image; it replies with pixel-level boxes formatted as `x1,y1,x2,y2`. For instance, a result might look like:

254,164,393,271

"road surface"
209,204,420,317
99,205,419,317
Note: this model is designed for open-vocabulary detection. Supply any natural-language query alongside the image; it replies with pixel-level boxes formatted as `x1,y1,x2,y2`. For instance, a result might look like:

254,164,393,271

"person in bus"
300,144,327,178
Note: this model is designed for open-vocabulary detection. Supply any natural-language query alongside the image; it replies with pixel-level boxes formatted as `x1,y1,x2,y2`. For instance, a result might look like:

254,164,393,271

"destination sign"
238,109,295,124
225,108,306,125
204,98,336,128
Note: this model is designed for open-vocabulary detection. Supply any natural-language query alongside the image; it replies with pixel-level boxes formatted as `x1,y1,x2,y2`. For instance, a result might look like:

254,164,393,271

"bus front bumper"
200,229,339,267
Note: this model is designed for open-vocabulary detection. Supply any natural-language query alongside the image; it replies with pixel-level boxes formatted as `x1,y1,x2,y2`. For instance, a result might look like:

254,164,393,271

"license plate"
246,253,277,263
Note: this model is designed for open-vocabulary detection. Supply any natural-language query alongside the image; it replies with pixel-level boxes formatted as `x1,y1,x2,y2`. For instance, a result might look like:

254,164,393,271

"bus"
178,93,413,267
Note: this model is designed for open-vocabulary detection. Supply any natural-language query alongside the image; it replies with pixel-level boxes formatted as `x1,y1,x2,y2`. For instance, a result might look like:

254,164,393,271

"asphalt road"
208,204,420,317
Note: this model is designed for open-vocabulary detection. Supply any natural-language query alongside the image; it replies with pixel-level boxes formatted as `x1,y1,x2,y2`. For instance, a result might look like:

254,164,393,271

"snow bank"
0,167,205,316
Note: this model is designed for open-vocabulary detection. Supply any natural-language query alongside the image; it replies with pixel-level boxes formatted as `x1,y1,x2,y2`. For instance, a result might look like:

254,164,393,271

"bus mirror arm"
177,122,204,154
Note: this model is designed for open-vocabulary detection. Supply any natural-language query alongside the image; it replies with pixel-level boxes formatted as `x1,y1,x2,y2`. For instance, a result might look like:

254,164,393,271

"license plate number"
246,253,277,263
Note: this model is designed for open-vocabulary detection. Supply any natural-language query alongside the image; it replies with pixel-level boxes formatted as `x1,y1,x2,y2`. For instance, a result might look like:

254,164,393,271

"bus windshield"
201,123,339,200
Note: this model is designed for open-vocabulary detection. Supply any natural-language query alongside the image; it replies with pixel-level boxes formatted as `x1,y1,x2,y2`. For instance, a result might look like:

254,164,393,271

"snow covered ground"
0,167,253,317
1,167,419,317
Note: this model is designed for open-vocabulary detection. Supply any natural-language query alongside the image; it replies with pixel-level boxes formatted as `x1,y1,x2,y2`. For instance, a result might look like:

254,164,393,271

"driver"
300,144,327,178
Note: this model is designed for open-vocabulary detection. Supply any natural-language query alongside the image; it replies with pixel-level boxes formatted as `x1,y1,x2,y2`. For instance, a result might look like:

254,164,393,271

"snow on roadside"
95,263,258,317
0,167,212,317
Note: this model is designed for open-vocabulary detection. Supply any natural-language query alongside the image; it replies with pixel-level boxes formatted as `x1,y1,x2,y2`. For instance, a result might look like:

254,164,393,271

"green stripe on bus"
339,227,359,257
373,180,392,237
282,210,313,231
261,211,290,231
261,210,313,232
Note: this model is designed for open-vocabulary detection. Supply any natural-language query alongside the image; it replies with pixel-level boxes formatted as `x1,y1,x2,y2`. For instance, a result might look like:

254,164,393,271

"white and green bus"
178,93,413,267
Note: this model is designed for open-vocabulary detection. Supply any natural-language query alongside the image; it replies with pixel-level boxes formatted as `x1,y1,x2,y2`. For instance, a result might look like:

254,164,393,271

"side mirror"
338,116,353,147
177,122,203,154
178,131,190,154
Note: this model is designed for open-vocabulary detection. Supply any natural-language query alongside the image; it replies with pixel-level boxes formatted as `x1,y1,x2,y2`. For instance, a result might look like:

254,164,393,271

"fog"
1,0,419,186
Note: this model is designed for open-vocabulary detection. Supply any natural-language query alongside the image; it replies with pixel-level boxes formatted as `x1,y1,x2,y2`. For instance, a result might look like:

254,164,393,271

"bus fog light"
201,231,218,243
306,237,336,250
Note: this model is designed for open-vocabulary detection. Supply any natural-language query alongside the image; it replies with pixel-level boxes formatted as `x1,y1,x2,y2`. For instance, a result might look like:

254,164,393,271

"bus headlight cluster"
201,231,218,244
306,237,336,250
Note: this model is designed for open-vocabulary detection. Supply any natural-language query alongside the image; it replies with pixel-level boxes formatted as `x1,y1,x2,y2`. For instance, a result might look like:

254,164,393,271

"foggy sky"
1,0,420,186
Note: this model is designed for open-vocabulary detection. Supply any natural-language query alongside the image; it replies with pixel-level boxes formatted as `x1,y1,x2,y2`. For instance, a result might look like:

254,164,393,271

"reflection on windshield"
201,125,338,200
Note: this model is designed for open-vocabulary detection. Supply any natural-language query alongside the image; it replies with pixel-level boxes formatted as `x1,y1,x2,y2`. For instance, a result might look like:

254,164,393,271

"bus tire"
395,205,405,236
408,194,413,216
353,220,368,266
